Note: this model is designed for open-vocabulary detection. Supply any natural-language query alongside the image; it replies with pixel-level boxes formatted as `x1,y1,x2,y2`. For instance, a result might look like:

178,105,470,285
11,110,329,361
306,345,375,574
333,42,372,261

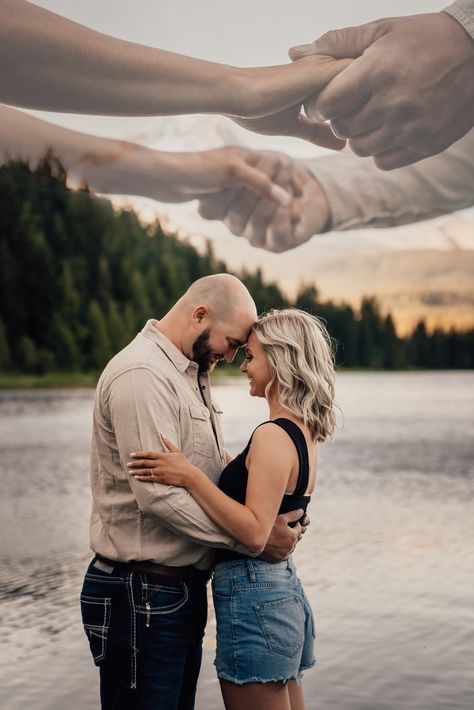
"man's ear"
192,305,209,326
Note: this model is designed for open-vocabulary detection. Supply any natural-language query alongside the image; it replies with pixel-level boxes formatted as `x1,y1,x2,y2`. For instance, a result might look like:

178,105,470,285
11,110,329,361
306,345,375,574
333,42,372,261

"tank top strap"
272,418,310,496
241,420,272,456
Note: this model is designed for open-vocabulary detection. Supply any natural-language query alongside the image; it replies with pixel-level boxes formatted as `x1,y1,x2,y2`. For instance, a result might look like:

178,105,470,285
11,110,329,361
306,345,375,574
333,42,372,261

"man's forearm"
306,130,474,231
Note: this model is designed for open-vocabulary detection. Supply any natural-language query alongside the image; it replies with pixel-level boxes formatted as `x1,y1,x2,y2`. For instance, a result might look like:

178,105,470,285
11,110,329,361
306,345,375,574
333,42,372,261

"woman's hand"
231,55,352,147
127,436,199,488
162,147,291,205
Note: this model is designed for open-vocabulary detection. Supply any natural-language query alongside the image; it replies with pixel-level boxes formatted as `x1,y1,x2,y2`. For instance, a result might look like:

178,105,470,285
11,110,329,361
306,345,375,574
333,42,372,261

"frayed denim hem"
217,660,316,686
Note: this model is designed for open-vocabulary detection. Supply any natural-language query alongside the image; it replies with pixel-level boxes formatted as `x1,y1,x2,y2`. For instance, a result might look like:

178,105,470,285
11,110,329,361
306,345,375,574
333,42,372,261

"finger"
289,20,386,60
243,158,293,247
289,114,346,150
127,459,162,469
198,188,239,221
290,171,304,198
133,475,162,482
225,153,283,236
373,147,422,171
243,195,278,248
282,508,305,524
328,97,384,139
266,164,304,250
129,466,155,476
304,56,376,122
227,157,291,207
130,450,162,459
267,205,294,253
348,124,405,158
160,434,180,452
301,515,311,529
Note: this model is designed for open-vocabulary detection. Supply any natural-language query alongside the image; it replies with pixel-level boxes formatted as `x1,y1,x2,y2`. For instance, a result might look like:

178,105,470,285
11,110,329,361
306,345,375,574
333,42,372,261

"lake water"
0,372,473,710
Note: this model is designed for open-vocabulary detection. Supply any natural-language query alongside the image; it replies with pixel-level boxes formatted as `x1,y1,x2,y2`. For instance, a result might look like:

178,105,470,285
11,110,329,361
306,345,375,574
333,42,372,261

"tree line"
0,157,472,374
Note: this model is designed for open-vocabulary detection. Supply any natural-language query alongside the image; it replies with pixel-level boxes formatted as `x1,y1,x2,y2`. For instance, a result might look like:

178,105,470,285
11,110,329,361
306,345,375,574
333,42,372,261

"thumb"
160,434,180,452
289,21,386,60
290,114,346,150
283,508,304,524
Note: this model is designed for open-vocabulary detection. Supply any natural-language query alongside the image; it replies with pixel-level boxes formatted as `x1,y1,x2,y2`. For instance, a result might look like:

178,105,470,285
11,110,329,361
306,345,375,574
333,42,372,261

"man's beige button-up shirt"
90,319,244,570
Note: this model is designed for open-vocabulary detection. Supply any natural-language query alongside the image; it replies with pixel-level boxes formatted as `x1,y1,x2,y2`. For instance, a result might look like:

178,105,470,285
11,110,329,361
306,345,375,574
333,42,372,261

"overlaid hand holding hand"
290,12,474,169
162,147,292,205
233,55,351,148
198,151,330,252
0,2,350,150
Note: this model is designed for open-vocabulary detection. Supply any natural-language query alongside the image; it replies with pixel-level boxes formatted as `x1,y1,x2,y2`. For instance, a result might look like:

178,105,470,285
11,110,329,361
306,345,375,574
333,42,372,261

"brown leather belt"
95,555,210,583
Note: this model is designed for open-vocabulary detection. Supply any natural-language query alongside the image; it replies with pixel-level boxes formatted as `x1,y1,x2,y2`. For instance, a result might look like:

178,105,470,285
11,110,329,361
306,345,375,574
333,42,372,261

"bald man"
81,274,304,710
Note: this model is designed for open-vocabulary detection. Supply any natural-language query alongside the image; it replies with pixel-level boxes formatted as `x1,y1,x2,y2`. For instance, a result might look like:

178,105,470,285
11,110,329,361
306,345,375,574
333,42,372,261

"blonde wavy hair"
252,308,337,442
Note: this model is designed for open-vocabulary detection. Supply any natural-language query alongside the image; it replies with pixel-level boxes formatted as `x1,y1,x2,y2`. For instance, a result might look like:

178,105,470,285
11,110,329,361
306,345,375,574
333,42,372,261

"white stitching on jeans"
81,596,111,662
127,572,138,690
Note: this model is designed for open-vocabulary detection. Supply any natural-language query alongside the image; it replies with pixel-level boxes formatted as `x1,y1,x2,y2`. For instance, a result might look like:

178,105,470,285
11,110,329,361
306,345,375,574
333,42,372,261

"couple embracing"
81,273,336,710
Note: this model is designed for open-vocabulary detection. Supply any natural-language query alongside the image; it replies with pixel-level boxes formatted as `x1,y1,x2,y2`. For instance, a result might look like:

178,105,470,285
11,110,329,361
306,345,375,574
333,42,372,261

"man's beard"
192,329,216,373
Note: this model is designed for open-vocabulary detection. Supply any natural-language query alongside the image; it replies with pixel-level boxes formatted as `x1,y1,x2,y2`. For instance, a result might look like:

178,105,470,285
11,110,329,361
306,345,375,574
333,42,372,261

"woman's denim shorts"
212,556,315,684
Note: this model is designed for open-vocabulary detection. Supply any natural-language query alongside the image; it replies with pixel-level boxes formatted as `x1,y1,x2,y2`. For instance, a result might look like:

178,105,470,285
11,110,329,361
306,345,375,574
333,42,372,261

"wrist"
310,174,332,232
186,465,204,491
227,65,293,118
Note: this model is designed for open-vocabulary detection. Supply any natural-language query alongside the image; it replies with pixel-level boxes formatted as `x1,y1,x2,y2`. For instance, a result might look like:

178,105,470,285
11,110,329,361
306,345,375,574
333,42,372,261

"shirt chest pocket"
189,404,215,459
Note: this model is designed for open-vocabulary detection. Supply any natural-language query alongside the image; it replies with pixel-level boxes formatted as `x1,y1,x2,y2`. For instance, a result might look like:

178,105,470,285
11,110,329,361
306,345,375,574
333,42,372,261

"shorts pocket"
80,594,111,666
255,596,305,658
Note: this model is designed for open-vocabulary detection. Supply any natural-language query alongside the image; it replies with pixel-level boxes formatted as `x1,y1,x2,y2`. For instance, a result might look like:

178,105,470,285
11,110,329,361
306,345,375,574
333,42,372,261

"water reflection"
0,373,473,709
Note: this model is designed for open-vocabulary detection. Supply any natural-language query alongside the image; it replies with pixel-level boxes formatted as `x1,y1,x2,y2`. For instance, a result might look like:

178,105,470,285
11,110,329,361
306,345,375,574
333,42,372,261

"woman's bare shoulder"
248,422,296,462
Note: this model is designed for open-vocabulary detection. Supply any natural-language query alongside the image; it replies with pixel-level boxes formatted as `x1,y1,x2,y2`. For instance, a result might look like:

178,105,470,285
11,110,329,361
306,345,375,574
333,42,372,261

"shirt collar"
141,319,197,374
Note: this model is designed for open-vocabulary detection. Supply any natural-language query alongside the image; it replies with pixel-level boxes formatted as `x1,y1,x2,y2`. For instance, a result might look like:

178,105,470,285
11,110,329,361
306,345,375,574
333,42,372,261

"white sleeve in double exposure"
444,0,474,39
304,130,474,231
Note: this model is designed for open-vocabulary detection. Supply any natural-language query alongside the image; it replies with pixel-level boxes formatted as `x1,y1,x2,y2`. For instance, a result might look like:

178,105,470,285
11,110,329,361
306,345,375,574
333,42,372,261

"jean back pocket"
80,593,111,665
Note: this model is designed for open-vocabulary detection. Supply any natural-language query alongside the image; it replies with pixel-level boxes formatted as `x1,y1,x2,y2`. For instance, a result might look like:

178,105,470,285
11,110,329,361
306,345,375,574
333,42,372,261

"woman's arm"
129,427,294,553
0,105,290,204
0,0,348,146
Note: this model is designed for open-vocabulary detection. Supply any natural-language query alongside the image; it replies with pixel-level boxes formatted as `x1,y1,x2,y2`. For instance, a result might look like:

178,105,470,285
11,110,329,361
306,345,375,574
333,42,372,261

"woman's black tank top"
215,418,311,564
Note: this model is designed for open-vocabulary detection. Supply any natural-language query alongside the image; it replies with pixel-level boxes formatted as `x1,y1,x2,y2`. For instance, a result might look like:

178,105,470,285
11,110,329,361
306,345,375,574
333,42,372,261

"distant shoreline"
0,372,100,389
0,367,464,389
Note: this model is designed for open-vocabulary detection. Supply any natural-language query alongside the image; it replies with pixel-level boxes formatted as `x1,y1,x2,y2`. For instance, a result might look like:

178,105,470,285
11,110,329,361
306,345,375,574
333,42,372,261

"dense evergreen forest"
0,157,473,374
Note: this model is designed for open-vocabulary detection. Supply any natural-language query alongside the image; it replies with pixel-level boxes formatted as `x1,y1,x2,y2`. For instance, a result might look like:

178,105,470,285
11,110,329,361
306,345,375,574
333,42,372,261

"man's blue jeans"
80,557,208,710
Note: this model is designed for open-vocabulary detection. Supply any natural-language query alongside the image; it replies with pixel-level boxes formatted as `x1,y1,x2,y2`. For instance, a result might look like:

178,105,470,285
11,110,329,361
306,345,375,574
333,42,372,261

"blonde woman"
129,309,336,710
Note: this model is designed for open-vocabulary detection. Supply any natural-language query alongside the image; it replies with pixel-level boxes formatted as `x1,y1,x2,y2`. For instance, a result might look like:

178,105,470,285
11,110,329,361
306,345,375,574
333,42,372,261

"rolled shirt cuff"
443,1,474,39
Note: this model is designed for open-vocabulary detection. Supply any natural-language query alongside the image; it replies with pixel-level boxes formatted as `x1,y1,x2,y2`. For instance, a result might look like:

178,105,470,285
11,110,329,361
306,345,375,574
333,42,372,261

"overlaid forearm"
0,0,238,116
1,105,271,204
305,130,474,231
0,104,170,198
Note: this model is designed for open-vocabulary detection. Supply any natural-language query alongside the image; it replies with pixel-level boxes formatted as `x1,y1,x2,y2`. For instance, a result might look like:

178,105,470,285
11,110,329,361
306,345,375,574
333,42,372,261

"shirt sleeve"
443,1,474,39
107,366,249,552
304,129,474,231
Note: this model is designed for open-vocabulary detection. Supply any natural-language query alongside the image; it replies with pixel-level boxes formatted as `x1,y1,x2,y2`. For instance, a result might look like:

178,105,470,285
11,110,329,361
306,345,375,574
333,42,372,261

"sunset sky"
20,1,474,332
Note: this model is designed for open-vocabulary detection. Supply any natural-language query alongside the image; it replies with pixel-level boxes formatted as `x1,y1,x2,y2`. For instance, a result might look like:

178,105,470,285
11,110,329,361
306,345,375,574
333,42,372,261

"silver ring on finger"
331,118,349,140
